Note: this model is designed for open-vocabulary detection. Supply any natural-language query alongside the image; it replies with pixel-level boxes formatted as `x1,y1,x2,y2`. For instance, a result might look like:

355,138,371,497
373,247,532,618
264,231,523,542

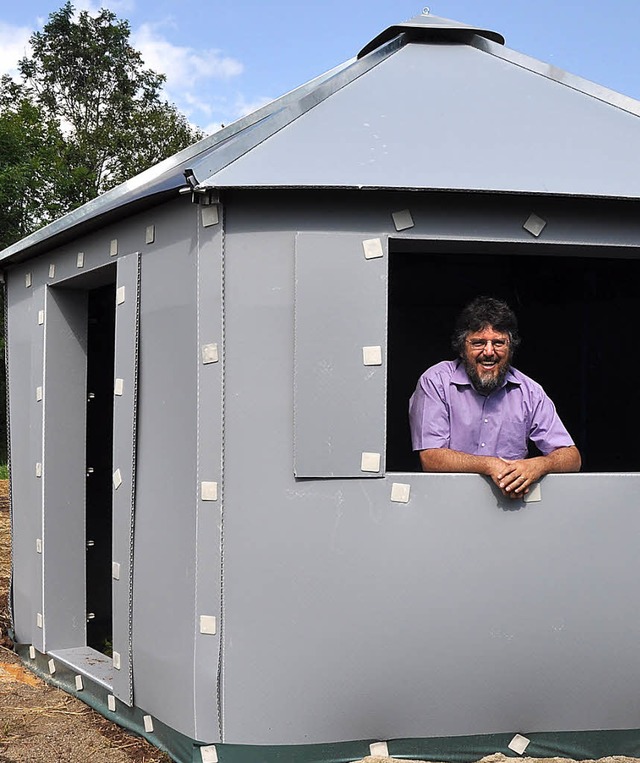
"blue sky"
1,0,640,134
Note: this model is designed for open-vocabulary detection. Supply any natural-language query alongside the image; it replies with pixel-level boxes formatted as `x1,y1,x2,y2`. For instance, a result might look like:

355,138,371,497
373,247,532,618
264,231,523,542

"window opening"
387,243,640,473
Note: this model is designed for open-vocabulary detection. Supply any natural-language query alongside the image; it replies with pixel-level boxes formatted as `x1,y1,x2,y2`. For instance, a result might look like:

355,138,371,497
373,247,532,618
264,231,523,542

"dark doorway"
85,282,116,653
387,243,640,473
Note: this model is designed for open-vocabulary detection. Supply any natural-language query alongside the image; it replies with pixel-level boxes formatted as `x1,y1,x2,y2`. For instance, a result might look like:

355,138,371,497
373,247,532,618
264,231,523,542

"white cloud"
0,21,32,77
132,22,243,91
72,0,136,17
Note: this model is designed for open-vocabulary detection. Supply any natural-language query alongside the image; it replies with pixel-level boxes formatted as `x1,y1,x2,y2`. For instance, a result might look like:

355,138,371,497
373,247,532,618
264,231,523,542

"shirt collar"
451,360,521,389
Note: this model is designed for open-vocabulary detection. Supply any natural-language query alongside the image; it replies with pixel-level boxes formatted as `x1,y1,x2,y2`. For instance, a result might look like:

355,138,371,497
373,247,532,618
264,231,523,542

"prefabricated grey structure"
4,12,640,763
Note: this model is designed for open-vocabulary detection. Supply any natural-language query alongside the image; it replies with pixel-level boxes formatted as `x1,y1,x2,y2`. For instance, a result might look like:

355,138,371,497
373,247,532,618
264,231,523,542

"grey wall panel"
225,470,640,744
220,198,640,746
193,209,223,742
112,252,140,705
7,270,41,648
42,287,88,651
294,232,387,477
131,203,199,738
226,189,640,251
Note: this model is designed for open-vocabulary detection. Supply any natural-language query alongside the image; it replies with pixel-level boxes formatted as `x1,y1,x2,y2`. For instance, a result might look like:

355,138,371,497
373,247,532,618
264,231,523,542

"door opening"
85,282,116,654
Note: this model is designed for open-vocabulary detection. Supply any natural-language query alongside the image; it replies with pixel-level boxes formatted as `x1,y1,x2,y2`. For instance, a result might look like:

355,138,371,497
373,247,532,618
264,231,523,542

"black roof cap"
358,12,504,58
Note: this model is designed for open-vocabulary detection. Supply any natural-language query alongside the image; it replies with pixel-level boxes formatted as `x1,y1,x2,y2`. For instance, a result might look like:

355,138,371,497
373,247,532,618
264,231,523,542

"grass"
0,464,7,480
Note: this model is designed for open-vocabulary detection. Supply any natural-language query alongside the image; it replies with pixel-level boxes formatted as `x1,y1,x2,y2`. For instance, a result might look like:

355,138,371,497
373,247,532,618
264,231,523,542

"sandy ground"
0,480,171,763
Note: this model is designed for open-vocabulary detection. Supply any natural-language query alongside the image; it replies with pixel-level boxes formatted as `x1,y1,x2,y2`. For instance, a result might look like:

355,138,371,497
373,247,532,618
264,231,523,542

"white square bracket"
362,238,384,260
143,715,154,733
523,213,546,237
76,252,85,268
392,209,414,231
29,645,36,660
113,469,123,489
25,272,32,288
523,482,542,503
200,745,219,763
112,562,121,580
390,482,411,503
508,734,531,755
107,694,116,712
202,343,219,364
362,346,382,366
110,239,118,257
38,310,45,326
114,378,124,396
201,481,218,501
116,286,126,305
199,615,217,635
113,651,121,670
361,452,381,473
75,675,84,691
145,225,155,244
48,659,56,675
48,264,56,279
370,740,390,757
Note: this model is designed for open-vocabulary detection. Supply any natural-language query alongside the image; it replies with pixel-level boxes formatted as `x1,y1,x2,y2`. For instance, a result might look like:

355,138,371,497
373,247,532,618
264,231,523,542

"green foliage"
0,76,71,248
17,1,203,203
0,464,7,480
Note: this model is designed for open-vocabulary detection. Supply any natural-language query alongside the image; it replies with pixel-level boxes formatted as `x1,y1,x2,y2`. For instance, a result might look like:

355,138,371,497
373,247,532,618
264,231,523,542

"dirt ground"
0,480,171,763
3,480,640,763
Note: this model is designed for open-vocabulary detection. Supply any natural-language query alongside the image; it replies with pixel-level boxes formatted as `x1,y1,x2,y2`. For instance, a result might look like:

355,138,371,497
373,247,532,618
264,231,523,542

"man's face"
461,326,512,393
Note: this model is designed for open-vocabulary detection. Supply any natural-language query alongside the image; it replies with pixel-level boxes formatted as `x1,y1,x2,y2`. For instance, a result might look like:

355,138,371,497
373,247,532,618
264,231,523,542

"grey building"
3,12,640,763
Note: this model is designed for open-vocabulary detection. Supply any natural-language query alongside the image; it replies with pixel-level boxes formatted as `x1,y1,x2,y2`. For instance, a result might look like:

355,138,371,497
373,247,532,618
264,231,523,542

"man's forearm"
419,448,500,475
536,445,581,475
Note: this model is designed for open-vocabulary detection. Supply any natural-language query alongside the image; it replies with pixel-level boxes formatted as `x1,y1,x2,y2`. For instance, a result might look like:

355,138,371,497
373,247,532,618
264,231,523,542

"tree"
18,1,203,203
0,76,71,248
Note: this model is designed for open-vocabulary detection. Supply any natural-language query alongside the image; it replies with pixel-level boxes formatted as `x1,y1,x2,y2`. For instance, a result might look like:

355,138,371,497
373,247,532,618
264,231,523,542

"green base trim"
15,643,640,763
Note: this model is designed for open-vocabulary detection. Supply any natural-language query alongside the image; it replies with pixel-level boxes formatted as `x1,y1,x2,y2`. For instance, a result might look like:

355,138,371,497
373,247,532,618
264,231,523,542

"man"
409,296,581,498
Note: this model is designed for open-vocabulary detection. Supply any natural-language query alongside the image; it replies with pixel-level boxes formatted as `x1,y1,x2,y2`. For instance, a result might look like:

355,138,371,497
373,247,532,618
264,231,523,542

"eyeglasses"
466,338,509,350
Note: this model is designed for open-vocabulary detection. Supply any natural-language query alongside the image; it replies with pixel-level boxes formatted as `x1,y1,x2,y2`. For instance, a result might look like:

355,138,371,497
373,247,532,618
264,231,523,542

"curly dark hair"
451,296,521,356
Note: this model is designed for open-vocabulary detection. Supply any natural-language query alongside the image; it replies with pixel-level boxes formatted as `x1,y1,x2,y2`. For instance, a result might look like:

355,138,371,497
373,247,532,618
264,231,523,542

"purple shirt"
409,360,574,459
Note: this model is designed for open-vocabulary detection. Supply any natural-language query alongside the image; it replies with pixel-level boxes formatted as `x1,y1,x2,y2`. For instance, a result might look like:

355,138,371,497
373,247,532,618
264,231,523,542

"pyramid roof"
4,12,640,262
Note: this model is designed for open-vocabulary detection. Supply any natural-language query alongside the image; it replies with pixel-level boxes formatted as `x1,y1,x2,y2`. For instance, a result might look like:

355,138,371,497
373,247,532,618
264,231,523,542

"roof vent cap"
358,12,505,59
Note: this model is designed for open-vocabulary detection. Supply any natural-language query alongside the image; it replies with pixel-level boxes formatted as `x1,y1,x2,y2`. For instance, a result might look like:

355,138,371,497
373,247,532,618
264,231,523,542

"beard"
462,353,511,394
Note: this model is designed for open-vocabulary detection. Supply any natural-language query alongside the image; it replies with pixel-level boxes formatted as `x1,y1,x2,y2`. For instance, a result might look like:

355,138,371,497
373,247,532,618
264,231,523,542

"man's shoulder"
421,360,459,382
508,366,548,396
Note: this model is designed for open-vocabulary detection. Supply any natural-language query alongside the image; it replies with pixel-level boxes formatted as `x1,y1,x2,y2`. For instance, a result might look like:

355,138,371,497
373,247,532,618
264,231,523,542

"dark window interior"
387,242,640,473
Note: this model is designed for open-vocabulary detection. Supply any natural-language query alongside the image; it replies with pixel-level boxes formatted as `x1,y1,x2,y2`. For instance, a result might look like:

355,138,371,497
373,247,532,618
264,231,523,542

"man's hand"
494,445,582,499
495,457,546,498
420,445,581,500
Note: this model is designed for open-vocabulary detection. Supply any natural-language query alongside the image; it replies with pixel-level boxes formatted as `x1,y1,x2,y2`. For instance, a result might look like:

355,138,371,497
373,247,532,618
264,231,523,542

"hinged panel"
294,232,387,478
111,252,140,706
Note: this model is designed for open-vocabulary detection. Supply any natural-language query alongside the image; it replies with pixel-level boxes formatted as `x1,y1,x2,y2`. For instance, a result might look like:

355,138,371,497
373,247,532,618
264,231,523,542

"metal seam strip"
193,205,201,734
39,284,46,648
216,204,226,741
3,276,14,630
126,253,141,705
